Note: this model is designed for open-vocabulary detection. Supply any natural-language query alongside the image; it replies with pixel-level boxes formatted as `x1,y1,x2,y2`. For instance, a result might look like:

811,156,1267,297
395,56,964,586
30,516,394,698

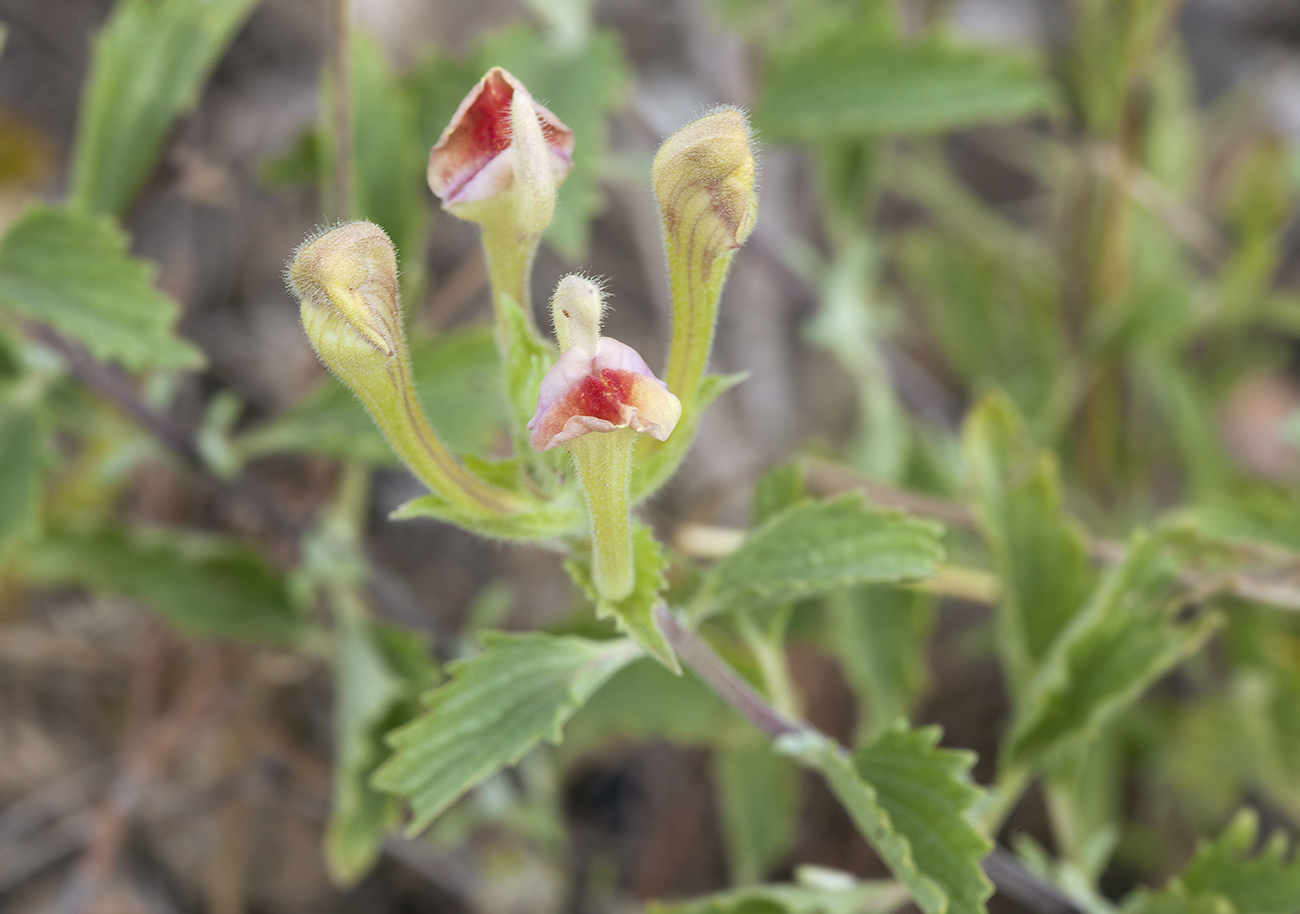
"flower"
427,67,575,214
527,337,683,452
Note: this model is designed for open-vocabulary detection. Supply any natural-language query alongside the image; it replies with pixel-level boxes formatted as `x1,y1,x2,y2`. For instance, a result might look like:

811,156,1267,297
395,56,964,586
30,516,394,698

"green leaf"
565,522,679,672
0,203,203,371
827,585,935,740
326,611,406,885
0,397,46,564
757,32,1056,140
647,877,905,914
373,633,639,834
962,394,1095,693
1123,810,1300,914
391,489,585,542
633,372,747,504
778,723,993,914
235,326,508,463
1005,528,1220,770
1180,809,1300,914
562,656,731,756
696,495,944,619
21,527,305,642
716,741,801,884
71,0,258,215
477,26,630,258
753,461,807,526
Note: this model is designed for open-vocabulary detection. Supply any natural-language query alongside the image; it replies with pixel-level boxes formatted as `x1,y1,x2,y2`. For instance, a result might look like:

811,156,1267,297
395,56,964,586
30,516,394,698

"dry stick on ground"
50,646,229,914
653,606,1085,914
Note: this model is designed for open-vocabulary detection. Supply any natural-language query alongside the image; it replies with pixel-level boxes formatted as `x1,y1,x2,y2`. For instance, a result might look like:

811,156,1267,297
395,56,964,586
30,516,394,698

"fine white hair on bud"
550,273,605,354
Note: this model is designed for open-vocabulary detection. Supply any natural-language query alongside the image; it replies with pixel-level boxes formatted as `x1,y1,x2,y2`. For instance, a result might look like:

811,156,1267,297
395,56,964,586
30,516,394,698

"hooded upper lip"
427,67,575,206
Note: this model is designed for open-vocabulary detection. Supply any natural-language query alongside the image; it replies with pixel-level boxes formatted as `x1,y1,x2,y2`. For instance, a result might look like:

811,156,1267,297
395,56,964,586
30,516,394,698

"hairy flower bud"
652,108,757,403
288,222,524,517
550,274,603,354
290,222,402,372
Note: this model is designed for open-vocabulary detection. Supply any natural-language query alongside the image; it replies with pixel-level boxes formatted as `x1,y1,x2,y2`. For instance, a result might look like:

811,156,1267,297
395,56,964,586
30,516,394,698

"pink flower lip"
527,337,683,452
427,67,575,207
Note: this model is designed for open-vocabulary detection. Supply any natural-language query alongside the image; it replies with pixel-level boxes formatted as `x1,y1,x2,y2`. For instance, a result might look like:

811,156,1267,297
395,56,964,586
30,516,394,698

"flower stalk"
568,428,636,600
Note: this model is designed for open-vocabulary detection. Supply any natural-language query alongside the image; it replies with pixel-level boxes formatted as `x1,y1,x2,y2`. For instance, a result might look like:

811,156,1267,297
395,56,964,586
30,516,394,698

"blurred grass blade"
0,397,46,565
1005,527,1220,770
327,610,437,885
757,32,1056,140
22,527,306,642
962,394,1095,694
71,0,258,215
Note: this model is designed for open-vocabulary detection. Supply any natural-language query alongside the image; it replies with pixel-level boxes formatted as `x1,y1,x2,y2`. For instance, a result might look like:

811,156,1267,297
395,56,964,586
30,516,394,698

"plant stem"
972,765,1031,837
480,220,541,337
328,0,351,222
569,429,635,601
653,605,802,741
736,611,800,720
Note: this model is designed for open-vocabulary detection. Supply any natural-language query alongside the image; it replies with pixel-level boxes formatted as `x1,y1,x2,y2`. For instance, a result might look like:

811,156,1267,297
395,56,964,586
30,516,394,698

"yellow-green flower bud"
288,222,525,517
652,107,757,404
550,274,604,354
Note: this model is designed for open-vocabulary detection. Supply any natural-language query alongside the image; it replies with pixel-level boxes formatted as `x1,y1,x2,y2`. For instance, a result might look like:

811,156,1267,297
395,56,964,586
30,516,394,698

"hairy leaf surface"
697,495,944,618
779,724,992,914
0,204,202,370
374,633,639,834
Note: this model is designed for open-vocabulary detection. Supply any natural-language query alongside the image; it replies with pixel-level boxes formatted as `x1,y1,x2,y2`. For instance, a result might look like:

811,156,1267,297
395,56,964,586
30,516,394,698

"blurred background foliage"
3,0,1300,911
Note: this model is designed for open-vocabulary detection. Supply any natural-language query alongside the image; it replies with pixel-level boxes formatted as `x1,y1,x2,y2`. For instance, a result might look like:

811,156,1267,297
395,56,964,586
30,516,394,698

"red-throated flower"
427,67,575,216
527,275,682,453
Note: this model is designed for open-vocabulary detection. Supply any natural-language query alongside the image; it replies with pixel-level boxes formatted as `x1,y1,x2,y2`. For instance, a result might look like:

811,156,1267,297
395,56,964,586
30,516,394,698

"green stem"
737,611,800,720
480,219,541,340
971,765,1030,837
662,237,737,410
568,429,635,601
328,0,351,222
347,351,526,516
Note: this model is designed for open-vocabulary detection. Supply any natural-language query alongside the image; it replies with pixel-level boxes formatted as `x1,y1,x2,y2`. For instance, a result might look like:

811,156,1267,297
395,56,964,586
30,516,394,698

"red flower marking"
427,68,575,207
528,338,683,452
